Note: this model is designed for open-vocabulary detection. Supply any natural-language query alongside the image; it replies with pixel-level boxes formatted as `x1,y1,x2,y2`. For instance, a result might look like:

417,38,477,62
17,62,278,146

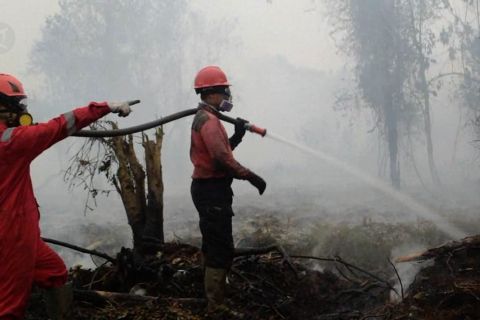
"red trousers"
0,237,67,319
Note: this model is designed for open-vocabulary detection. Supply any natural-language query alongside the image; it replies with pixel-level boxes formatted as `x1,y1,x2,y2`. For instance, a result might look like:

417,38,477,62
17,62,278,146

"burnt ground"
25,236,480,320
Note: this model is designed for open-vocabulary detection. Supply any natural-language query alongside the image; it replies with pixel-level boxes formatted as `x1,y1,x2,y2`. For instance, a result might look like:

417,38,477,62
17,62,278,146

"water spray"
74,100,267,138
266,132,466,240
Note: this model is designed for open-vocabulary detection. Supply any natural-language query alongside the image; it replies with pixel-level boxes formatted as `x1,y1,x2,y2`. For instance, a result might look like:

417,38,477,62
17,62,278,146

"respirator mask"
218,87,233,112
0,96,33,127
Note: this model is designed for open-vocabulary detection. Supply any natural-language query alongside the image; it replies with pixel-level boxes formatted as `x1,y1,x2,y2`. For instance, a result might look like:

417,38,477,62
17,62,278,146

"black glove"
234,117,248,136
229,118,248,150
246,172,267,195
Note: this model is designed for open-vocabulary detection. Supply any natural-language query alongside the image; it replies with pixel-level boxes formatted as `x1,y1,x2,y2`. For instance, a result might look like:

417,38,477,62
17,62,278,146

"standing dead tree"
142,129,165,245
64,121,165,252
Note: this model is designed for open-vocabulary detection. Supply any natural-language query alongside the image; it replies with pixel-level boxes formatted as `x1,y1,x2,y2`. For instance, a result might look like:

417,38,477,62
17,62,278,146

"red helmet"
194,66,230,91
0,73,27,98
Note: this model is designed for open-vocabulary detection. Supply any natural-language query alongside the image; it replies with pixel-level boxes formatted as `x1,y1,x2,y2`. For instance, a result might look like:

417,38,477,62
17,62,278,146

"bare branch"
42,237,116,263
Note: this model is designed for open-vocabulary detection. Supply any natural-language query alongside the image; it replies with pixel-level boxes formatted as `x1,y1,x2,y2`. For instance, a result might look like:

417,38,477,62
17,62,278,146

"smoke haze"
1,1,479,268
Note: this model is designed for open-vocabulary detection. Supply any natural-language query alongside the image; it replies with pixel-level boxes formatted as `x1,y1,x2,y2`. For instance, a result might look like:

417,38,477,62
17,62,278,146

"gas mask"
218,87,233,112
0,98,33,127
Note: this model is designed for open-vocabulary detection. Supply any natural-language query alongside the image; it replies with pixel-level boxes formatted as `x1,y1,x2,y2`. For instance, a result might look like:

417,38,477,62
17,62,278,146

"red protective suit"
0,102,111,319
190,105,250,179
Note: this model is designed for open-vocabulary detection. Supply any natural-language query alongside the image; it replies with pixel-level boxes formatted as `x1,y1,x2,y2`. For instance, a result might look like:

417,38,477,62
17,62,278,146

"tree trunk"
110,125,146,250
407,0,441,185
109,125,165,251
386,110,400,189
419,62,442,185
142,128,165,243
384,89,400,189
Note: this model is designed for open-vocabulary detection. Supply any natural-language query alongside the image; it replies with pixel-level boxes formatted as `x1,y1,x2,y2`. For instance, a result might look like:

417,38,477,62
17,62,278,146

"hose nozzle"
128,100,141,106
245,123,267,137
216,113,267,137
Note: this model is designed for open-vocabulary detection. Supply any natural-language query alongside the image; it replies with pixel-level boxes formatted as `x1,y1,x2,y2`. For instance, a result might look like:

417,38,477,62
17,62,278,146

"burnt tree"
64,123,165,251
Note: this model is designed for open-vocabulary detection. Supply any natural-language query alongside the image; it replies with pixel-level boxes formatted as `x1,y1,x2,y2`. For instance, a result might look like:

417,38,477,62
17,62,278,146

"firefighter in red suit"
0,73,133,320
190,66,267,313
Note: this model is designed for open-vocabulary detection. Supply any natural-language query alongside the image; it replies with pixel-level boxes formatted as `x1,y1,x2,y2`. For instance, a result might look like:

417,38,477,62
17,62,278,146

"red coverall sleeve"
200,118,251,179
4,102,110,159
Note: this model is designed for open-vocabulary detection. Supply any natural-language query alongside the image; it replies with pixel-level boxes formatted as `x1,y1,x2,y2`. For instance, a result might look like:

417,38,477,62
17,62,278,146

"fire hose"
73,100,267,138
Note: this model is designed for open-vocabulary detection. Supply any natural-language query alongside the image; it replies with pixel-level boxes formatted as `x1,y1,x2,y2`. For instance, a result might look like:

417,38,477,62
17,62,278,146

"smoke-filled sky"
1,0,342,87
1,0,58,76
